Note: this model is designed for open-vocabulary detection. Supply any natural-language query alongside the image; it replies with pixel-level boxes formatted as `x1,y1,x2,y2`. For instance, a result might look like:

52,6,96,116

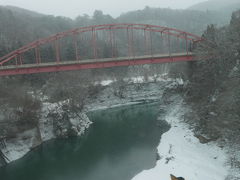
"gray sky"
0,0,207,18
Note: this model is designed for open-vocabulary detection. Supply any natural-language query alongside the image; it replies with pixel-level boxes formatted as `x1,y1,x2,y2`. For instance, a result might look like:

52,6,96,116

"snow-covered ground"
1,128,41,163
86,75,175,112
132,98,230,180
95,74,173,86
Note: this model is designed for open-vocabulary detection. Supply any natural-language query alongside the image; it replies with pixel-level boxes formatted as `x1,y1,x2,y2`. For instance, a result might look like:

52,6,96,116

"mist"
0,0,207,18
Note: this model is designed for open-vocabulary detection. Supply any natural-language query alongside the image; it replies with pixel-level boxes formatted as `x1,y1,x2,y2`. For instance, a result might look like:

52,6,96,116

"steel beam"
0,54,194,76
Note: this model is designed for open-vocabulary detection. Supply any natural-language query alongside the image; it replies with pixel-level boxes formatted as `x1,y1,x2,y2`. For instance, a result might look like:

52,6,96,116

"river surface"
0,102,169,180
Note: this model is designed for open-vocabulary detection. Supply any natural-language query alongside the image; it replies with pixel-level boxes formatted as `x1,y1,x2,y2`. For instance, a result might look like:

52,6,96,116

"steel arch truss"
0,24,203,76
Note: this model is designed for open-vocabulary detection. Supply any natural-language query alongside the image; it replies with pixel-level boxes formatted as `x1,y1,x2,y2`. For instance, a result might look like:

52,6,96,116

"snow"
1,128,41,162
94,74,172,87
132,99,230,180
126,74,172,84
85,80,170,112
0,77,232,178
39,101,92,138
95,79,114,86
1,101,93,163
69,113,92,136
100,80,114,86
38,102,56,141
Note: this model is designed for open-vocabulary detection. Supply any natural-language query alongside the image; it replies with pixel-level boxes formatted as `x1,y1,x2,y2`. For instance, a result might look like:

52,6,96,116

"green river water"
0,102,170,180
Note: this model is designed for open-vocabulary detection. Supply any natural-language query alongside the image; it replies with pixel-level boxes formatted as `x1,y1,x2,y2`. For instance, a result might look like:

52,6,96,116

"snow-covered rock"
69,113,92,136
1,128,41,163
1,101,92,164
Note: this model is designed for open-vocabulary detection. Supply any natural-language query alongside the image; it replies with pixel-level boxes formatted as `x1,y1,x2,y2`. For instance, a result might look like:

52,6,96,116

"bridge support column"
35,47,41,64
54,39,61,63
74,33,80,61
168,31,171,57
91,28,98,59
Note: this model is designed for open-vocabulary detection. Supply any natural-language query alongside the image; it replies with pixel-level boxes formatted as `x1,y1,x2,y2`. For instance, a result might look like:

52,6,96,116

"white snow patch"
132,100,230,180
2,128,41,162
69,113,92,136
94,74,172,87
126,74,172,84
95,79,114,86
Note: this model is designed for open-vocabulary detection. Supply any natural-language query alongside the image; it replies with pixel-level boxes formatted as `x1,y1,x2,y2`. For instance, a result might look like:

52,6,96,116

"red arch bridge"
0,24,203,76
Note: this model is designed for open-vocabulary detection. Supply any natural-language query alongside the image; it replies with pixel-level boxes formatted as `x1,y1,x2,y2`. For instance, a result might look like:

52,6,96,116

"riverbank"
0,102,92,163
0,77,232,180
0,101,169,180
132,95,230,180
0,76,173,165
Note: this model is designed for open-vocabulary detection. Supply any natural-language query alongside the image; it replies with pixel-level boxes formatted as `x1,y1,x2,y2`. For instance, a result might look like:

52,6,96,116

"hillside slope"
0,5,229,57
188,0,240,15
117,7,229,35
184,10,240,179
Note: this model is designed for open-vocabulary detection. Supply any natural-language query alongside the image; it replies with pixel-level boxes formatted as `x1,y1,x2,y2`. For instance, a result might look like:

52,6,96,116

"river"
0,102,170,180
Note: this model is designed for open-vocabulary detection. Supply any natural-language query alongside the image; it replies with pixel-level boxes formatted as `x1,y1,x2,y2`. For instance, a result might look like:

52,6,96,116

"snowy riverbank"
132,97,230,180
0,101,92,163
85,76,175,112
0,76,172,165
1,76,231,179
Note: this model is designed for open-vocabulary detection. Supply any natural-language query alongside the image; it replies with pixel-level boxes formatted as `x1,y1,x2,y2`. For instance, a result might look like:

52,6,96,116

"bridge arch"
0,24,204,76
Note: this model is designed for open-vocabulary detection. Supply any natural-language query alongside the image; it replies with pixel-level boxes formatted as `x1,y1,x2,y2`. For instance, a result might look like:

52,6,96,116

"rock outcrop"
0,101,92,164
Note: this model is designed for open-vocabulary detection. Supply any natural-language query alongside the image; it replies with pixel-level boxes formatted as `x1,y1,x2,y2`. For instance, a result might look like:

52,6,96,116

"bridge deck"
0,52,194,76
